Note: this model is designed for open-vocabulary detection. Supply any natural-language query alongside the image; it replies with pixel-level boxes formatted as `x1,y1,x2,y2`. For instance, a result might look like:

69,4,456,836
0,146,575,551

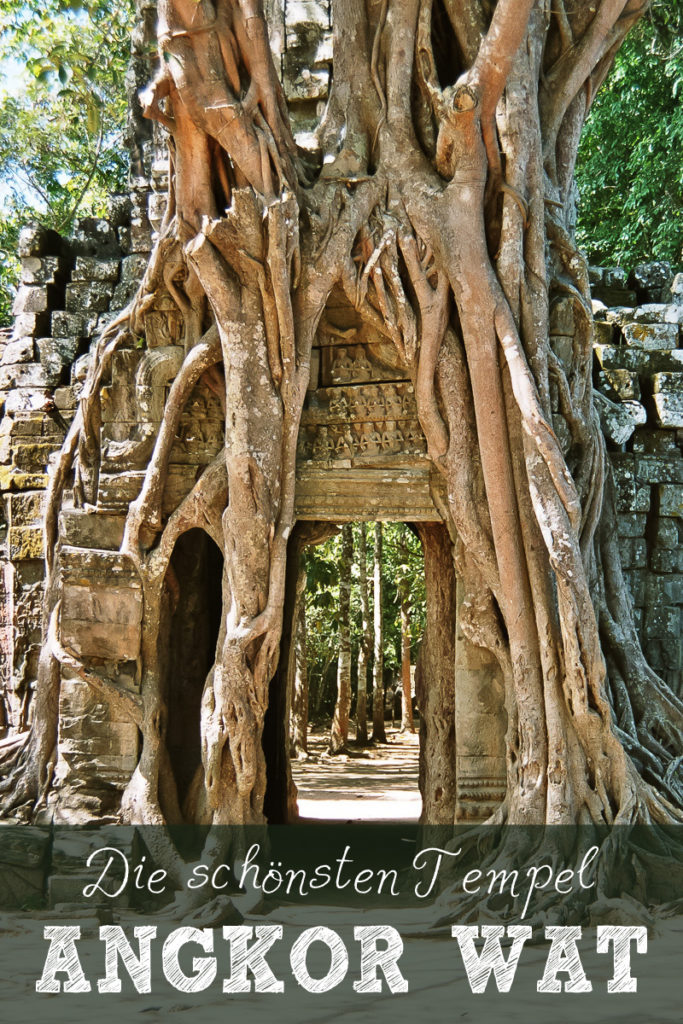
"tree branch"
469,0,536,122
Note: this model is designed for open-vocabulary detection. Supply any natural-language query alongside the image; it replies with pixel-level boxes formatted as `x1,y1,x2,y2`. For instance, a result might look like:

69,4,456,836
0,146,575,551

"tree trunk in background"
400,596,414,733
355,522,371,745
398,534,415,733
329,524,353,754
290,565,309,759
372,521,386,743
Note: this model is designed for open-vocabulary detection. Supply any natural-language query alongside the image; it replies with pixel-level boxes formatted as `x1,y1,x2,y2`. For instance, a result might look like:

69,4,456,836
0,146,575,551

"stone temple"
0,0,683,826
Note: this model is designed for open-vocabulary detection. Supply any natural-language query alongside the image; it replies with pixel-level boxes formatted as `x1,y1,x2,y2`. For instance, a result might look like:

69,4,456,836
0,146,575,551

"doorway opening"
290,520,426,823
162,527,224,808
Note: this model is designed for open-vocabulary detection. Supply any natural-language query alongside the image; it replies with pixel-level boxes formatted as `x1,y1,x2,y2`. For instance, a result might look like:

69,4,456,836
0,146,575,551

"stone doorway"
253,275,510,824
262,502,507,826
292,520,425,824
162,527,224,810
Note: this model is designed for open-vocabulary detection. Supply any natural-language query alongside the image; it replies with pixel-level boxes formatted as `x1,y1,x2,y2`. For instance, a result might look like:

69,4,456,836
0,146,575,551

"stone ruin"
0,0,682,832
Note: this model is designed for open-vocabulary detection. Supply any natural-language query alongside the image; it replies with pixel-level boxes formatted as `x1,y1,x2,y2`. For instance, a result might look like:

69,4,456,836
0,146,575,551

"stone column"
454,578,507,822
415,523,457,824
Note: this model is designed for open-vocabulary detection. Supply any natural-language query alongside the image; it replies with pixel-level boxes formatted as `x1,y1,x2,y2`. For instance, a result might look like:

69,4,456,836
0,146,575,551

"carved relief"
173,389,224,463
298,382,427,464
318,333,407,388
329,345,373,383
101,345,184,470
143,291,183,348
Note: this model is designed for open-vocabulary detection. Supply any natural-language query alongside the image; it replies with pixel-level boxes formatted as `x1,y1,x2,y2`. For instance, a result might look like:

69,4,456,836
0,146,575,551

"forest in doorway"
292,522,424,760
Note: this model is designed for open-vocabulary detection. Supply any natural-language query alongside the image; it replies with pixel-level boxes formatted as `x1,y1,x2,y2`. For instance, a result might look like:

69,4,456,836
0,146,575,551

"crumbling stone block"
629,261,673,303
617,513,647,537
650,548,683,573
659,485,683,518
630,303,683,326
592,285,637,307
644,603,679,640
1,338,34,365
8,526,43,561
36,336,81,379
12,312,51,337
12,284,61,316
70,216,121,257
20,255,69,286
0,362,56,390
597,367,640,401
54,386,77,411
631,428,680,454
622,321,678,351
71,353,92,383
12,439,60,473
51,310,88,337
594,390,646,445
655,518,679,550
3,389,52,414
652,373,683,428
593,321,614,345
111,255,147,309
16,222,64,258
59,510,126,550
604,267,627,288
65,280,115,314
594,345,683,373
72,257,120,282
634,453,683,485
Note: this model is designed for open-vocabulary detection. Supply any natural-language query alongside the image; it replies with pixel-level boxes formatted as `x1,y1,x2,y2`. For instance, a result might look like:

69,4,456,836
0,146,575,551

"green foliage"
0,0,135,324
576,2,683,267
303,523,426,718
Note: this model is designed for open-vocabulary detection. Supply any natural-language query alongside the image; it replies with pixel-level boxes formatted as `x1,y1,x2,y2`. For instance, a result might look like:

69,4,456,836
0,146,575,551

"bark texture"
3,0,683,837
372,521,387,743
355,522,371,745
399,540,415,734
329,523,353,754
289,566,309,759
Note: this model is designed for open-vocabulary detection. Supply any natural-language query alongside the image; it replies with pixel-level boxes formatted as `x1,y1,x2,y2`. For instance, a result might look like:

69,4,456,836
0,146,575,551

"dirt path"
292,725,421,823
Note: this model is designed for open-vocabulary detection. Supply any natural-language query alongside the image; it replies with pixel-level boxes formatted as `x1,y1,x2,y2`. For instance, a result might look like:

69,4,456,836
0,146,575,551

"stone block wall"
591,266,683,690
0,212,155,792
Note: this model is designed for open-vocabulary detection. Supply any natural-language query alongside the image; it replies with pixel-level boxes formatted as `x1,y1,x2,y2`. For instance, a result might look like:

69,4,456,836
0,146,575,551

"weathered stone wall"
0,216,145,738
591,264,683,691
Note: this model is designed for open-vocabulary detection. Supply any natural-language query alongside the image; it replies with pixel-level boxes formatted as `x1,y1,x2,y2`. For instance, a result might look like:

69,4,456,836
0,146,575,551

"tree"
329,524,353,754
371,521,387,744
0,0,135,324
289,564,308,759
355,522,371,745
397,540,415,734
3,0,683,843
575,1,683,265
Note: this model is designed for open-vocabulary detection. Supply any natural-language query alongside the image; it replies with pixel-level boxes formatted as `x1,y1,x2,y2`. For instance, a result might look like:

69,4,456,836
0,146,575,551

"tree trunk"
355,522,371,745
329,523,353,754
371,521,387,743
290,566,309,759
400,597,414,733
398,535,415,733
3,0,683,845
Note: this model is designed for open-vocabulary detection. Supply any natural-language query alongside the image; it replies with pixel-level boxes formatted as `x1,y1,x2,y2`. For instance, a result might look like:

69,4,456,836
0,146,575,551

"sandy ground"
292,725,422,823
